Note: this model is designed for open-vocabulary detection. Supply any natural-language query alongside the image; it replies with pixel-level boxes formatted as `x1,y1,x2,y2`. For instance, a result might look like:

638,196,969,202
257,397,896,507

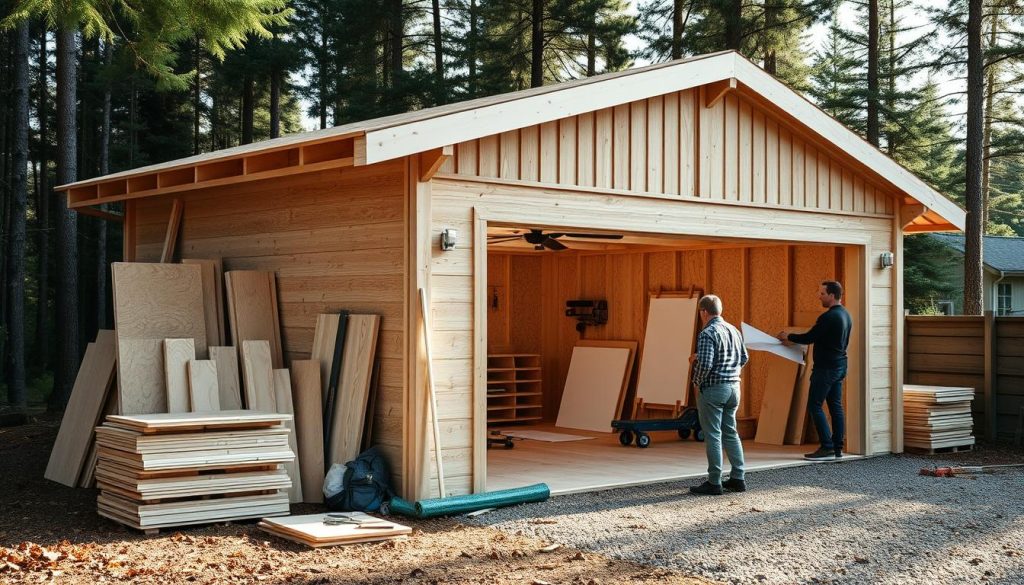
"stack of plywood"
903,384,975,452
259,513,411,547
94,411,293,532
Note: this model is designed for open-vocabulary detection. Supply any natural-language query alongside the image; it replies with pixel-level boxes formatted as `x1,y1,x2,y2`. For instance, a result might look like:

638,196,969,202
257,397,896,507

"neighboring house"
928,233,1024,316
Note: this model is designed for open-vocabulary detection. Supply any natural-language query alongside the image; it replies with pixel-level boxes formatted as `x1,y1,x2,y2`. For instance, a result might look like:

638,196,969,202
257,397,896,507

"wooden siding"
132,162,409,489
438,88,896,217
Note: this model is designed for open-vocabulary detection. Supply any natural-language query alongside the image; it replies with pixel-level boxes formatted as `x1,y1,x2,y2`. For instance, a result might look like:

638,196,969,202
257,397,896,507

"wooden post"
983,310,997,441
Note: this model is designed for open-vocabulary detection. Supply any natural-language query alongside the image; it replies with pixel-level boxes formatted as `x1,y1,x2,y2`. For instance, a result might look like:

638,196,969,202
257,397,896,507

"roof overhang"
58,51,965,232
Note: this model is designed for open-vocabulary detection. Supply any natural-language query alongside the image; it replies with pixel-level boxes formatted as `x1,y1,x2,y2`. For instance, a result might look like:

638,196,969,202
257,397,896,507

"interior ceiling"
486,226,787,252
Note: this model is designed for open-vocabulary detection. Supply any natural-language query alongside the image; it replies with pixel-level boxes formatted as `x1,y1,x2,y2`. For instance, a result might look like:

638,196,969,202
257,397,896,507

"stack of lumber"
94,411,294,532
259,513,411,547
903,384,975,452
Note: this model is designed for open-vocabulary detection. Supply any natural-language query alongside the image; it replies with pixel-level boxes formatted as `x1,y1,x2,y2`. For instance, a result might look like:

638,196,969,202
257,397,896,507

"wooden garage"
60,50,965,501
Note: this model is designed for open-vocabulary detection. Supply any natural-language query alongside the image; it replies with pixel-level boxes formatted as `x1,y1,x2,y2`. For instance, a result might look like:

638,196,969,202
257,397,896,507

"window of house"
998,283,1012,316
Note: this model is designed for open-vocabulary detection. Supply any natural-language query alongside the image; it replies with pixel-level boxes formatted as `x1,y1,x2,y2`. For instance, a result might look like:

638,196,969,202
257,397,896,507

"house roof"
928,233,1024,274
57,51,964,232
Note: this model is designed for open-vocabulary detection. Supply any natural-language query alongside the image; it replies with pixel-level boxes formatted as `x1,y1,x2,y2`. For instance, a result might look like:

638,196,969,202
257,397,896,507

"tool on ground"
323,512,393,529
919,463,1024,477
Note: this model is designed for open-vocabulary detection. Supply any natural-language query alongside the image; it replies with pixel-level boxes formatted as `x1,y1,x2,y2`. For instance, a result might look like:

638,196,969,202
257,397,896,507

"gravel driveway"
470,454,1024,584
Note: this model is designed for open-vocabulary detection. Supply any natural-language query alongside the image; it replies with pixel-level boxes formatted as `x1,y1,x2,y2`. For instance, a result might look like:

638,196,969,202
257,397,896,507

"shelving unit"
487,354,543,425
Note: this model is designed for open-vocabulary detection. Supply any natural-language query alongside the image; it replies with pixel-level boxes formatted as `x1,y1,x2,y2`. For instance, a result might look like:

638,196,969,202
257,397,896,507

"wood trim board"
188,359,220,412
273,368,304,503
635,296,699,407
323,311,349,466
575,339,638,419
160,198,184,263
326,315,381,467
164,339,196,413
105,411,289,431
224,271,284,368
555,346,632,432
209,346,242,410
753,354,800,445
290,360,325,503
241,340,277,413
311,313,341,406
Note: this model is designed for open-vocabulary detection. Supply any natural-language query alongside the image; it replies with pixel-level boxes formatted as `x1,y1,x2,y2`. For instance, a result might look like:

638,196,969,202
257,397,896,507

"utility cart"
611,407,704,448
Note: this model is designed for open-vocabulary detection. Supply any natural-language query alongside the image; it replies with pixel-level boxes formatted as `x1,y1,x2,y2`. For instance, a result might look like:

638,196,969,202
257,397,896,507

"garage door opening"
482,223,866,494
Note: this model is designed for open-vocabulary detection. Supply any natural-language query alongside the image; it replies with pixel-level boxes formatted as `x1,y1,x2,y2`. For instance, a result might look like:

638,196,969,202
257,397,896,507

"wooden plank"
290,360,325,503
241,340,277,413
45,331,117,487
112,262,207,414
323,312,349,465
754,354,799,445
104,410,289,431
556,346,631,432
224,270,284,368
785,336,813,445
274,368,304,503
327,315,381,467
182,258,225,347
79,385,120,488
311,313,342,403
164,339,196,413
187,359,220,412
160,198,184,263
209,346,242,411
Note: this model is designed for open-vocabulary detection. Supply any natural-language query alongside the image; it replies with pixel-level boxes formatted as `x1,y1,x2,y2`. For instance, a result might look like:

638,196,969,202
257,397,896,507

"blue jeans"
808,366,846,451
696,382,745,485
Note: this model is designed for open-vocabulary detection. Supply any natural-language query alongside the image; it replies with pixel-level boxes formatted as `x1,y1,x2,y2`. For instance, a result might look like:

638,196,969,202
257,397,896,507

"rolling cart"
611,407,704,448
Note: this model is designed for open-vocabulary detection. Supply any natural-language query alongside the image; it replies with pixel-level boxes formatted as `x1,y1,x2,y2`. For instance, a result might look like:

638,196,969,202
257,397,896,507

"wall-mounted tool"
565,299,608,334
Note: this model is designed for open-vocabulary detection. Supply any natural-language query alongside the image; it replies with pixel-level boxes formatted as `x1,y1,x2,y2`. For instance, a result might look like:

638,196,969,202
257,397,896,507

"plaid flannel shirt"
692,316,748,388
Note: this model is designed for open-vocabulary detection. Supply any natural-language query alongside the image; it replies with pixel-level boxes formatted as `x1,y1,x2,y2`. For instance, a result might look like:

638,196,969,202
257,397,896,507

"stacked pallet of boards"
903,384,975,453
94,412,294,533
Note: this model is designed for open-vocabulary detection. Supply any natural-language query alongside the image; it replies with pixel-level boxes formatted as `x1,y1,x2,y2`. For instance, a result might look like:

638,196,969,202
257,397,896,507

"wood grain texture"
290,360,325,503
160,198,184,263
182,258,225,347
209,346,242,410
164,339,196,413
785,335,814,445
754,354,800,445
45,331,117,487
112,262,207,414
273,368,304,503
187,359,220,412
225,271,284,368
635,297,699,407
327,315,381,467
241,340,277,413
311,314,341,405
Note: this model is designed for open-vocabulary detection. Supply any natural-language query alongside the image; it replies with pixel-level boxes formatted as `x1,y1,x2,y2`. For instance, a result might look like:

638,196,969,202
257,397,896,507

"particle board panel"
112,262,207,414
575,340,638,420
241,340,277,413
164,339,196,413
45,330,117,487
273,368,303,503
635,296,699,407
182,258,225,347
209,346,242,410
224,270,284,368
327,315,381,467
290,360,325,503
556,346,632,433
754,354,800,445
188,359,220,412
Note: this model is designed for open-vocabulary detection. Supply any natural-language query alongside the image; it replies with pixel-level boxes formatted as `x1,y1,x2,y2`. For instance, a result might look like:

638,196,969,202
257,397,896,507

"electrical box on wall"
565,300,608,334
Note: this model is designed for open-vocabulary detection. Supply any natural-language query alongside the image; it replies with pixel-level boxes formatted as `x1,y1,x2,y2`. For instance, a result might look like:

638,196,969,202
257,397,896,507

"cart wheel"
619,431,634,446
504,438,514,449
636,433,651,448
678,428,691,440
695,430,705,442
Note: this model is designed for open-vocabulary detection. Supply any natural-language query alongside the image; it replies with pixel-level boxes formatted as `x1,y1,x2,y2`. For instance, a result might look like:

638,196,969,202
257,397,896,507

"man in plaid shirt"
688,294,749,495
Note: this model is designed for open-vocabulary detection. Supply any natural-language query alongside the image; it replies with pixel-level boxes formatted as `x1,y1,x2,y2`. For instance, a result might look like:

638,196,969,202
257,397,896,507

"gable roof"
928,233,1024,274
58,51,964,232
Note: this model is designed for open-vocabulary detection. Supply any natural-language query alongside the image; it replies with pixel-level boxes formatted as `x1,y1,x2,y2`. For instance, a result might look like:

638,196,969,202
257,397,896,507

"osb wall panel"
438,88,897,218
132,162,408,484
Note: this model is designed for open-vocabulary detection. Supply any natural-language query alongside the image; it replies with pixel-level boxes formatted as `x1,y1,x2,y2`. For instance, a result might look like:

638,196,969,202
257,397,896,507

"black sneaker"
803,447,836,461
834,450,843,460
689,481,723,495
722,478,746,492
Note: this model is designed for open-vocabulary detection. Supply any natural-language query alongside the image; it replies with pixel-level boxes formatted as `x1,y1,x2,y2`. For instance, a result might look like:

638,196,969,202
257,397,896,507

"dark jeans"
808,365,846,451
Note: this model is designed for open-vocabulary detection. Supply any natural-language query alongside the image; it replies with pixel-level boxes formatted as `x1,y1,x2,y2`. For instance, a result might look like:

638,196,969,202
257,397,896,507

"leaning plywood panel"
785,342,814,445
754,354,800,445
635,297,699,407
327,315,381,467
290,360,325,503
556,346,631,433
164,339,196,413
575,340,638,420
182,259,225,347
209,346,242,410
273,368,304,503
112,262,207,414
45,330,117,487
311,314,341,402
225,271,283,368
188,360,220,412
242,340,277,413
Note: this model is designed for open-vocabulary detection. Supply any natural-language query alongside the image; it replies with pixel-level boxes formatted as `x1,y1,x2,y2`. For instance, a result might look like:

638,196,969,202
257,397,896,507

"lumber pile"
94,412,294,532
259,513,410,547
903,384,975,452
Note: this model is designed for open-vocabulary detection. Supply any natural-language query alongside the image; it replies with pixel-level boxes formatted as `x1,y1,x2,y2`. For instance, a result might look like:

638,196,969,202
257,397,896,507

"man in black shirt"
776,280,852,461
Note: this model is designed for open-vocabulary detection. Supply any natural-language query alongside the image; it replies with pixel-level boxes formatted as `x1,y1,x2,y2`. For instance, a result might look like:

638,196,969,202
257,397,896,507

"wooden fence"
905,314,1024,442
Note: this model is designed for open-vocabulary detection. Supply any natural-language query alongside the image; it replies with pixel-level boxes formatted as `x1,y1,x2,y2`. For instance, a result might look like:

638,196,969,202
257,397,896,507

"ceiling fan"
488,229,624,251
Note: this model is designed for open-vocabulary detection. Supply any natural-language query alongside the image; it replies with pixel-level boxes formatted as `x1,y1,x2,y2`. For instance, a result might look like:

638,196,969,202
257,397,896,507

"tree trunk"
51,26,81,410
6,20,30,410
672,0,684,60
241,72,254,144
763,0,778,74
587,30,596,76
531,0,544,87
982,10,998,229
866,0,880,146
964,0,984,315
468,0,478,95
390,0,403,93
883,0,896,155
35,26,49,374
97,39,111,331
193,41,201,155
270,66,281,138
432,0,444,101
319,20,328,129
724,0,742,50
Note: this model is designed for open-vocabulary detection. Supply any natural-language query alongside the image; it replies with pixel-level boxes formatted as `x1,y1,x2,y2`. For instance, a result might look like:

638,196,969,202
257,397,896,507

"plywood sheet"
327,315,381,467
209,346,242,410
164,339,196,413
225,271,283,368
259,513,411,547
45,331,117,487
754,354,799,445
188,360,220,412
274,368,304,503
635,297,699,406
785,337,813,445
105,411,289,431
182,258,225,347
575,340,638,419
556,346,631,433
112,262,207,414
290,360,325,503
311,313,341,406
242,340,276,413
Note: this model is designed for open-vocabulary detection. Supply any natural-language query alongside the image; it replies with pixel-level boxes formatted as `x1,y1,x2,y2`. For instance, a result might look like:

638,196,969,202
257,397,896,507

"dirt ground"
0,414,711,585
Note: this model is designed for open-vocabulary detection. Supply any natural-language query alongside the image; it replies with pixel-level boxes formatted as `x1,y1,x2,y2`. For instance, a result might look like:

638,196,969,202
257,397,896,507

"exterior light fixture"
879,251,894,268
440,228,458,251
